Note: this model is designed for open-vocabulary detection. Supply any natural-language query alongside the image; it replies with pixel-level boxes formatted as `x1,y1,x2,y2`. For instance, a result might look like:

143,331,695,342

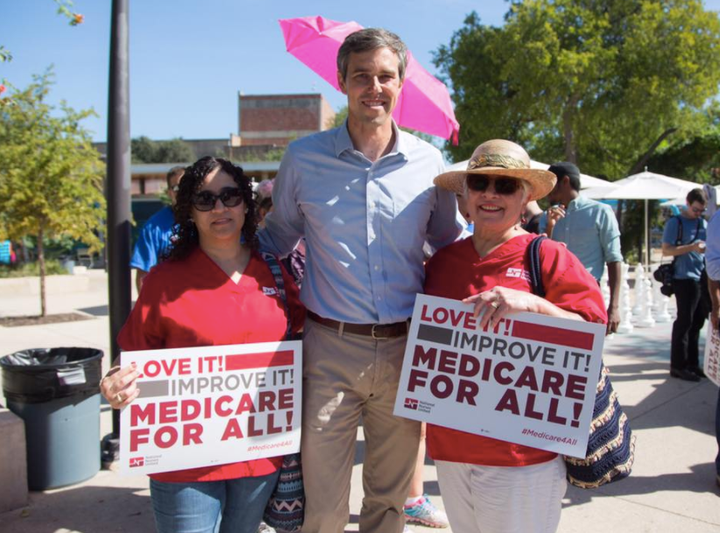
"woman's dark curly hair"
165,157,258,261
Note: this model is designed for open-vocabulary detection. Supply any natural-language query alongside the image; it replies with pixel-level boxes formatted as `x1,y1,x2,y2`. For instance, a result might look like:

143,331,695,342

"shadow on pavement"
563,463,720,508
3,484,153,533
79,305,109,317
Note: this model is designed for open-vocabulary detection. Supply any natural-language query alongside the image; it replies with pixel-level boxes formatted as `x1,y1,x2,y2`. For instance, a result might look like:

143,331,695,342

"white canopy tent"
583,170,700,266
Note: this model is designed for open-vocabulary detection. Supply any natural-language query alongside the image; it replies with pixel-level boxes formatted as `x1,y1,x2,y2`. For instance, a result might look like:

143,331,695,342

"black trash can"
0,347,103,490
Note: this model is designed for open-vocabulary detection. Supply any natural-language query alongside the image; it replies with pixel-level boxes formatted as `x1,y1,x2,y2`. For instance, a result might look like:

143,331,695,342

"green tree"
435,1,720,178
131,136,195,163
0,71,105,316
331,105,348,128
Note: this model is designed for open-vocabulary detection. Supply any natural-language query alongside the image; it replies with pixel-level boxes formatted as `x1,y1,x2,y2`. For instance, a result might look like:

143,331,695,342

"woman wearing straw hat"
425,140,607,533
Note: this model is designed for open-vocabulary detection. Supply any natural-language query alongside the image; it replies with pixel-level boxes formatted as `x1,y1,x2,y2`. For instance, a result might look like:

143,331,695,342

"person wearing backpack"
662,188,708,382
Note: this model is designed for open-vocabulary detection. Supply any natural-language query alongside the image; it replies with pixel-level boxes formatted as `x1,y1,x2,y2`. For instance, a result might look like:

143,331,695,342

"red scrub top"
119,247,305,482
423,235,606,467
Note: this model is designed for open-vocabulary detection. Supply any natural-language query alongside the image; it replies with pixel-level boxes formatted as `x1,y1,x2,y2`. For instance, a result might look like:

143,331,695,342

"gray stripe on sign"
138,380,169,398
417,324,453,346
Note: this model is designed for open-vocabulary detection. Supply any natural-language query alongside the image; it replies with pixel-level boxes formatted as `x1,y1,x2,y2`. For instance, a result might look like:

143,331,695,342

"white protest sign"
704,326,720,387
119,340,302,476
394,295,605,458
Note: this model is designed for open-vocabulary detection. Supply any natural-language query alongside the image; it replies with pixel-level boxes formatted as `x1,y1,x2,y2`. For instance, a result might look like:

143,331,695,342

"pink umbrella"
279,16,460,144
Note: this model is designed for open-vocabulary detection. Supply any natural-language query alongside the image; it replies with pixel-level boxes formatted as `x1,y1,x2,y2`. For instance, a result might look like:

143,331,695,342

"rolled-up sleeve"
598,205,623,264
258,148,305,257
427,185,464,251
706,213,720,281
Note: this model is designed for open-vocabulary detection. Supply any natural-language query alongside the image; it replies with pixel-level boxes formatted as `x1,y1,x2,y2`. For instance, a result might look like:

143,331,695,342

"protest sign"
394,295,605,458
704,326,720,387
119,340,302,476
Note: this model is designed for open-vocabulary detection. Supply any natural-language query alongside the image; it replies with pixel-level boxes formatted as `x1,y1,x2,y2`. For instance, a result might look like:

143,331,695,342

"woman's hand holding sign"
100,363,140,409
463,286,585,331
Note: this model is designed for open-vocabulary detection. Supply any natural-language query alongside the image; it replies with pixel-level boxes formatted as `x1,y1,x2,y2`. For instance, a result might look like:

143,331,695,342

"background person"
542,162,622,334
403,422,449,529
130,165,185,293
427,139,607,533
662,188,708,382
100,157,304,533
521,200,543,234
260,28,462,533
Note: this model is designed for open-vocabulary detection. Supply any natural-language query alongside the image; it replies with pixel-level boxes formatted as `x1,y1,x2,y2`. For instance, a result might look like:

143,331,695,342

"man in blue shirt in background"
543,162,623,334
130,166,184,293
662,188,708,382
260,28,461,533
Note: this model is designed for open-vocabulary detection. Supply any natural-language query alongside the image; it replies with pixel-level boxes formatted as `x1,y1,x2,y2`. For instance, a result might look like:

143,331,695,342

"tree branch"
626,127,678,176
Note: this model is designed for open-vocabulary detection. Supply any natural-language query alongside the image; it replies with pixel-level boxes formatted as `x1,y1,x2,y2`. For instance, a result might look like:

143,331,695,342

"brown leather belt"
308,311,409,339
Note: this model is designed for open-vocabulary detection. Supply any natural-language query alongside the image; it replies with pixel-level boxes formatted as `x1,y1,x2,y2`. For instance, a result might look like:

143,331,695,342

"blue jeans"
149,471,279,533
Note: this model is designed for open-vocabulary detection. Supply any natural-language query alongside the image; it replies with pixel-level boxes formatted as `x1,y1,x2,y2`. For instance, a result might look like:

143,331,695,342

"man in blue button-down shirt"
542,162,623,334
704,207,720,487
260,28,462,533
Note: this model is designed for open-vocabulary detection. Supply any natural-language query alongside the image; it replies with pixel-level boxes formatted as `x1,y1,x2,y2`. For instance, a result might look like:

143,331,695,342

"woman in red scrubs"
100,157,304,533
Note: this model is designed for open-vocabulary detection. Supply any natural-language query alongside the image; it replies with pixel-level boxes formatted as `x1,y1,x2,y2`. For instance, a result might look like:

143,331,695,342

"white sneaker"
403,494,449,528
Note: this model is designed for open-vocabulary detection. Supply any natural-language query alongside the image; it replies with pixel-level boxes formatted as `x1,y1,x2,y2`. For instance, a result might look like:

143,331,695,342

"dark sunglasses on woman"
466,175,522,195
191,188,244,211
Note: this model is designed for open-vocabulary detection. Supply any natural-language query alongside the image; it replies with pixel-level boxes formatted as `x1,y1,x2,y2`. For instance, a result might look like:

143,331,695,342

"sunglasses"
466,175,522,196
191,188,244,211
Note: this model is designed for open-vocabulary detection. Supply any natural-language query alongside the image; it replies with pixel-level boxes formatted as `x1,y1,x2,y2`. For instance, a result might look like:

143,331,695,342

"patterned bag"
261,253,304,531
527,236,636,489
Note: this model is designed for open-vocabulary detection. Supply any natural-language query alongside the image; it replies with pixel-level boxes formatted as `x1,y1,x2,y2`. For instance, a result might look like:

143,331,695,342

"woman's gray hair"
337,28,408,82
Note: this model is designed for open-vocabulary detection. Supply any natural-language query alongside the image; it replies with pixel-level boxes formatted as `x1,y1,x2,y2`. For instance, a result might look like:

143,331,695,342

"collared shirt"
663,214,707,281
259,122,462,324
540,195,622,280
130,206,176,272
706,211,720,281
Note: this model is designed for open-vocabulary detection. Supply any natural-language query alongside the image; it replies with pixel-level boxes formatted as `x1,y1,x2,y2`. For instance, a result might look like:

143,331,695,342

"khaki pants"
300,318,421,533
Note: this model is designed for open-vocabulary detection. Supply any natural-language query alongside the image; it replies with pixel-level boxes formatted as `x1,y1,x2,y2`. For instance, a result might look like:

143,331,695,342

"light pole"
102,0,131,466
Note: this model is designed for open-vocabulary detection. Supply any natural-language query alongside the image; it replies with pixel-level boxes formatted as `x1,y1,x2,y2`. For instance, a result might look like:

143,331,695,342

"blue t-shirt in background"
662,215,707,280
130,206,177,272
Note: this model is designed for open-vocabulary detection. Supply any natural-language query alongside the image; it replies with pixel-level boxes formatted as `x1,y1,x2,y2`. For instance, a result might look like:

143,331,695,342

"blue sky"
2,0,720,142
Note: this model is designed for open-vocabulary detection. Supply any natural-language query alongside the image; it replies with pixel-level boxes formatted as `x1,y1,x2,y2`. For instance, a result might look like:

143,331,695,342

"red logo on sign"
129,457,145,468
404,398,419,410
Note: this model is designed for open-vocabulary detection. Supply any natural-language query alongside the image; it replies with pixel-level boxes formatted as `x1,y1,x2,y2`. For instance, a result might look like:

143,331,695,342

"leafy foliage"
131,136,195,164
331,106,349,128
434,1,720,179
0,259,67,278
0,70,105,314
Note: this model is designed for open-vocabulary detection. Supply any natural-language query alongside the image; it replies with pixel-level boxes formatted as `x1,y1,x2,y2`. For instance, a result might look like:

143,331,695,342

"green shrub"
0,260,67,278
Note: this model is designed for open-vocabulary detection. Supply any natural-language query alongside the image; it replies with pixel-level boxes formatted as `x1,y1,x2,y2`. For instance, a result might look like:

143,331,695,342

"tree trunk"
38,226,46,317
563,96,579,163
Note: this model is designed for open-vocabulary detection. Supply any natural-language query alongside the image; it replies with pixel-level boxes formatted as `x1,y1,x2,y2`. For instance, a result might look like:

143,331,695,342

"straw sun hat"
434,139,556,202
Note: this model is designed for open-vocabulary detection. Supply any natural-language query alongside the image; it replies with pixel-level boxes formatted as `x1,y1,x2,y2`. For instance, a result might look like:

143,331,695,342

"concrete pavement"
0,271,719,532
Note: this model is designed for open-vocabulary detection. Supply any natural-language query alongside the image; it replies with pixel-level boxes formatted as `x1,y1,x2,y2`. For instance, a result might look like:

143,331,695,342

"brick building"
237,93,336,147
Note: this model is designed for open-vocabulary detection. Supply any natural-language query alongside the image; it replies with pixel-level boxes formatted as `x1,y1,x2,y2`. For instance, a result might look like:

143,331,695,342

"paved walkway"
0,272,719,532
